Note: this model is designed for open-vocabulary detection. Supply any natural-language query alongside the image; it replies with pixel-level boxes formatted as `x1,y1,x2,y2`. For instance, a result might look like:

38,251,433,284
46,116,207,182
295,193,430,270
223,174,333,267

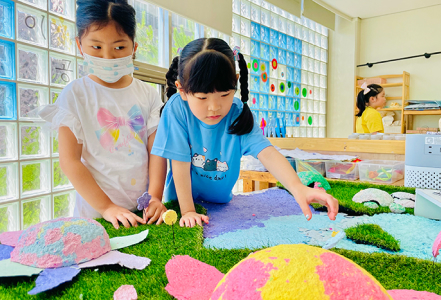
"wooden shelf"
386,96,402,100
356,82,403,89
379,107,403,111
404,110,441,115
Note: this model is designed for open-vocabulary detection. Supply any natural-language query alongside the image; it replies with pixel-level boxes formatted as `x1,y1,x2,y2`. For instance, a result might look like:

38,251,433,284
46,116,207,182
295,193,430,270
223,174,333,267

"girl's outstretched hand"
292,185,339,221
144,198,168,225
180,211,209,227
102,204,146,229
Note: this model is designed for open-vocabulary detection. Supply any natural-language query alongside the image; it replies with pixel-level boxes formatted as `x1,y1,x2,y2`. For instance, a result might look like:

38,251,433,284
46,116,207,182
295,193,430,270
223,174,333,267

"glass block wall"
0,0,330,231
0,0,169,232
231,0,328,138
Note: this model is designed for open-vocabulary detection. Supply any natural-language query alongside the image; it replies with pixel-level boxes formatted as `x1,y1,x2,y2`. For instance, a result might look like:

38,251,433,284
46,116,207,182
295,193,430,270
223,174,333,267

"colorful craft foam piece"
165,244,416,300
0,217,150,295
433,231,441,259
297,171,331,191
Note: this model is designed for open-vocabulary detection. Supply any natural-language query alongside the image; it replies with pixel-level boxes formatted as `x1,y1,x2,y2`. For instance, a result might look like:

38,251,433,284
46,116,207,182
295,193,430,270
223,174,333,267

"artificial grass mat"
1,187,440,299
345,223,401,252
278,179,416,216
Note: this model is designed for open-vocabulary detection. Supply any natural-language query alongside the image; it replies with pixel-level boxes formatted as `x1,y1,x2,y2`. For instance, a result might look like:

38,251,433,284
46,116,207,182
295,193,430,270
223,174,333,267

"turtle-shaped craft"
0,217,150,295
164,244,437,300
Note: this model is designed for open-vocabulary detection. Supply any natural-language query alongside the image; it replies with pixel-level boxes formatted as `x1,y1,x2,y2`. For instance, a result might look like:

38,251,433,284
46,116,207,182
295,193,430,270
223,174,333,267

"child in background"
356,83,386,134
40,0,167,229
152,38,338,227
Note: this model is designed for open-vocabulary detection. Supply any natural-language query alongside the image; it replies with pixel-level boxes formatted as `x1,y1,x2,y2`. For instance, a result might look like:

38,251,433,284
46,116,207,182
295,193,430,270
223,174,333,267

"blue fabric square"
270,29,278,46
270,46,278,61
259,94,268,109
251,22,260,40
250,75,260,92
261,26,270,44
278,49,286,65
250,92,259,109
0,0,15,39
0,81,16,120
260,43,270,60
251,40,260,58
287,36,294,52
279,33,287,49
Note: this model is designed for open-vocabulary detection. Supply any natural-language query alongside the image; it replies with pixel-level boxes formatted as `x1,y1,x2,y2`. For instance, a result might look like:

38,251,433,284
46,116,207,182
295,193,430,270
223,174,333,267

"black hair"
76,0,136,42
356,84,384,117
163,38,253,135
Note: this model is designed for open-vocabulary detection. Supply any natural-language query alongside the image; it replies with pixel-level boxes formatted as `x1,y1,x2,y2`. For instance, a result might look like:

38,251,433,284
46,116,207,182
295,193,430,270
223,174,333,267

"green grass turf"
278,180,415,216
1,191,440,299
345,223,401,252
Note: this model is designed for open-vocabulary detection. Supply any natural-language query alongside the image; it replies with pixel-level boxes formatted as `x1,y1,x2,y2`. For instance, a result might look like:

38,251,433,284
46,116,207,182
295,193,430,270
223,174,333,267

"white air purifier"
405,134,441,189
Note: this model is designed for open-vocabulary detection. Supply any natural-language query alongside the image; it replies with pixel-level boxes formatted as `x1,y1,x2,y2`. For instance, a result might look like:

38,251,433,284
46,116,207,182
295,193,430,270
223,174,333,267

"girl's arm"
257,146,339,221
172,160,209,227
143,131,168,225
58,127,145,229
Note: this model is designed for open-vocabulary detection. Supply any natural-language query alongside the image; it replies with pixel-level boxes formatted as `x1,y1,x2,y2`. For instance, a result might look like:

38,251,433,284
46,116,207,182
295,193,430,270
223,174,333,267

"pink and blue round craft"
10,217,111,268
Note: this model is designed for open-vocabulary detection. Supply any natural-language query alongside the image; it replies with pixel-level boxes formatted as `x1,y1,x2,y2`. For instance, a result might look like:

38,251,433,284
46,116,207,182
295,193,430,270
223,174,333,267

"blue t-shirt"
152,94,272,203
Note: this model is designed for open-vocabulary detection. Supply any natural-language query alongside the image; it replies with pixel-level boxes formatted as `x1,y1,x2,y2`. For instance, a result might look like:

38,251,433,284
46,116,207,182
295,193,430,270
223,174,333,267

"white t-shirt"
40,76,162,219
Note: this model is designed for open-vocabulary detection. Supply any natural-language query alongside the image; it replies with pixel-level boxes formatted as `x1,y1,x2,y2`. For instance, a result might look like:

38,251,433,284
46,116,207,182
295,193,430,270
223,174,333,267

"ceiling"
319,0,441,19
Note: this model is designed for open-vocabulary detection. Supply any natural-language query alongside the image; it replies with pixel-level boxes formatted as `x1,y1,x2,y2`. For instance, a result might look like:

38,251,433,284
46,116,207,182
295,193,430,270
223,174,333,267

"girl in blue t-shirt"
152,38,338,227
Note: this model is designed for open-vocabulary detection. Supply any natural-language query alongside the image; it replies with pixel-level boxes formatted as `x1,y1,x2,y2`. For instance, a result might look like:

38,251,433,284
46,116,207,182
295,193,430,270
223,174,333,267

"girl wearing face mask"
355,83,386,134
39,0,167,229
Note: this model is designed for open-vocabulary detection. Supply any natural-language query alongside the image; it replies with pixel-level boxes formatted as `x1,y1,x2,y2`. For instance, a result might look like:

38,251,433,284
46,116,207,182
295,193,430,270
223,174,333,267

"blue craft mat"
197,188,441,260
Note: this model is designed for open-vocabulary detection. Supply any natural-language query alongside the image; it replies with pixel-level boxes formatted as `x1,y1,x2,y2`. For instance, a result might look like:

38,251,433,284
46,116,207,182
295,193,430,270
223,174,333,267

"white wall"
358,5,441,129
327,16,360,138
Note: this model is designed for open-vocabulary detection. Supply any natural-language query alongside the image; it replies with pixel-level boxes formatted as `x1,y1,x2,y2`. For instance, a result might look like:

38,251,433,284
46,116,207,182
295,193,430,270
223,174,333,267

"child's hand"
180,211,209,227
144,198,168,225
102,204,146,229
292,185,339,221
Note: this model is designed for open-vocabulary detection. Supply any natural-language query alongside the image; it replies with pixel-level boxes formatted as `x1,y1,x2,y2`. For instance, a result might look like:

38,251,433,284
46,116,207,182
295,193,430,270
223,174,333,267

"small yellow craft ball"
162,210,178,225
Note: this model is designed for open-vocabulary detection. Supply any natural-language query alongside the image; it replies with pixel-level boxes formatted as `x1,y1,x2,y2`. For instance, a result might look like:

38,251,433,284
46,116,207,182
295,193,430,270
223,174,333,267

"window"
231,0,328,138
133,0,169,68
172,13,204,58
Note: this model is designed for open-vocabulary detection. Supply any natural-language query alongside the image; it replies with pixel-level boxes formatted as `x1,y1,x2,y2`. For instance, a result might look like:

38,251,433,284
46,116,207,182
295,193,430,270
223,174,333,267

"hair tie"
232,46,240,61
361,82,371,95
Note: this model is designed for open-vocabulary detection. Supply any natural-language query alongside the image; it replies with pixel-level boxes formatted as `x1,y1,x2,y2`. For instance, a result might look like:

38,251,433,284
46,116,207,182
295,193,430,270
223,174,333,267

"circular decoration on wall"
294,100,300,111
302,88,307,97
296,115,300,123
247,62,251,69
252,59,259,72
308,116,313,125
252,97,256,105
287,82,292,88
261,72,268,82
254,77,258,82
271,84,275,92
309,89,312,95
271,59,278,69
281,71,285,78
260,63,266,72
302,115,305,121
295,87,300,95
279,82,286,93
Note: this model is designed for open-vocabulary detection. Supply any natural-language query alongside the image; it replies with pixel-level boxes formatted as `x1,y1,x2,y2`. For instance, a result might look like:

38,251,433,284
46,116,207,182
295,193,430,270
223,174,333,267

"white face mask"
81,47,135,83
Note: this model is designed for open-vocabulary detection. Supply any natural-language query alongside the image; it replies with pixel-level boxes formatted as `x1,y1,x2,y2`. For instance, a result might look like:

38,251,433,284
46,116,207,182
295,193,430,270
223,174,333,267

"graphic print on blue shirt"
192,153,229,173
